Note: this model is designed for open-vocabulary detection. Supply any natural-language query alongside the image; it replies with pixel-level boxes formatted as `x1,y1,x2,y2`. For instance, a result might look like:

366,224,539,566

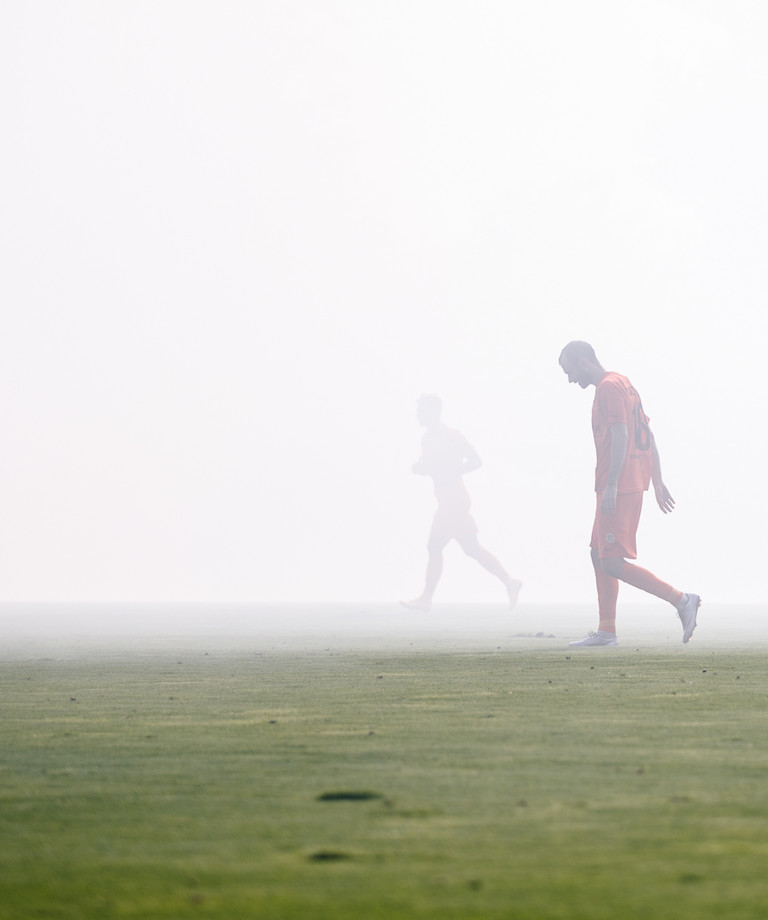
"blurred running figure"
401,394,522,613
559,341,700,646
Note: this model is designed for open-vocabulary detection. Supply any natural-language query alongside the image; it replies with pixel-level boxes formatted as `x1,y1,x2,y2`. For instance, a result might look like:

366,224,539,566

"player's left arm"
650,431,675,514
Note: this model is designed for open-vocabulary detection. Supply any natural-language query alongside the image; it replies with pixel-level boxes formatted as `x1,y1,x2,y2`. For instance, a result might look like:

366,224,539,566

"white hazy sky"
2,1,766,606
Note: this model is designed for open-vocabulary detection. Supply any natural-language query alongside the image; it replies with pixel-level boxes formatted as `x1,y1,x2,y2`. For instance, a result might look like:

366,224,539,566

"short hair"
417,393,442,413
559,340,598,365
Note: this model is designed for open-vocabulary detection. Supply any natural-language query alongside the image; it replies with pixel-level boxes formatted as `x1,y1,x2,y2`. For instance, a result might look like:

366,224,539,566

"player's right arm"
600,423,628,513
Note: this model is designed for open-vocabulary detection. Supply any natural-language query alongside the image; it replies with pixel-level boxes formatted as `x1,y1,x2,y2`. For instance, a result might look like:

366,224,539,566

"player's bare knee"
591,549,624,578
601,556,625,579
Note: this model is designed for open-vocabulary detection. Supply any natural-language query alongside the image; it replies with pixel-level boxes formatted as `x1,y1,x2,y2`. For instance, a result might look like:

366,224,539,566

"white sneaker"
568,630,618,648
677,593,701,643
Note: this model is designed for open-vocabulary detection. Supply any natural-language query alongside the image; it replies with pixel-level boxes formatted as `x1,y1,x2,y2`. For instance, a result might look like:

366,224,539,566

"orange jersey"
592,372,652,493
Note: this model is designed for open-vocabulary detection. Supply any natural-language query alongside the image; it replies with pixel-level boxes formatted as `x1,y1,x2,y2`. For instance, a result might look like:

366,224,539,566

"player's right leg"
569,547,620,647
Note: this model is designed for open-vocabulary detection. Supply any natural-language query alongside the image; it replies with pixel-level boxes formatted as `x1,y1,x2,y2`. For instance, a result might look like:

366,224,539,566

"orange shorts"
590,491,644,560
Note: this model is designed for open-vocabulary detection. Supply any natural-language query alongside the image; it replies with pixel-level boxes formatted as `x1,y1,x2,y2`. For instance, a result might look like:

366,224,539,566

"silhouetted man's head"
416,394,443,427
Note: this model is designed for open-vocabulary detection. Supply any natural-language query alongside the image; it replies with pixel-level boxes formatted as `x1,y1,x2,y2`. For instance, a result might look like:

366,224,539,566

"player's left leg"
601,557,700,643
456,533,522,610
592,546,619,635
600,556,682,605
401,520,451,612
401,549,443,612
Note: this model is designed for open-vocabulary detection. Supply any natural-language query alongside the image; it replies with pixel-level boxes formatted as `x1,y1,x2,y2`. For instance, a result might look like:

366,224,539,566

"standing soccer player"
558,341,700,646
401,394,522,613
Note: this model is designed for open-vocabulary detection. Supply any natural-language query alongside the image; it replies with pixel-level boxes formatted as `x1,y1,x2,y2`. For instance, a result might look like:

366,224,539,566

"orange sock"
596,568,619,634
616,561,683,607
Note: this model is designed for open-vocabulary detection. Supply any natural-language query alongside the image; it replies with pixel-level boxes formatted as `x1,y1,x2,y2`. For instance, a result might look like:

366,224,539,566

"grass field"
3,604,768,918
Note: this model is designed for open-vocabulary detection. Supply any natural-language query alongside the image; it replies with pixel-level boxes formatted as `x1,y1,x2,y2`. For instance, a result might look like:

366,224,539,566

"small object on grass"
308,849,351,862
317,790,383,802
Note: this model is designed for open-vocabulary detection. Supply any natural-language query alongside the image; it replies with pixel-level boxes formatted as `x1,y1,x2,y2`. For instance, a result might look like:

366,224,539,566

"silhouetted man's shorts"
428,505,478,550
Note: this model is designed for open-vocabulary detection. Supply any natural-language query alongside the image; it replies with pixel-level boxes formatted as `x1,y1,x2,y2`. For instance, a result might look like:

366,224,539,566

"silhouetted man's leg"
458,534,522,610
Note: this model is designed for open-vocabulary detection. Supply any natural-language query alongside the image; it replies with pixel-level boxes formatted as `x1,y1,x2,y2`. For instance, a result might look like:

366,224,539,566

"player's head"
416,393,442,426
559,341,604,388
